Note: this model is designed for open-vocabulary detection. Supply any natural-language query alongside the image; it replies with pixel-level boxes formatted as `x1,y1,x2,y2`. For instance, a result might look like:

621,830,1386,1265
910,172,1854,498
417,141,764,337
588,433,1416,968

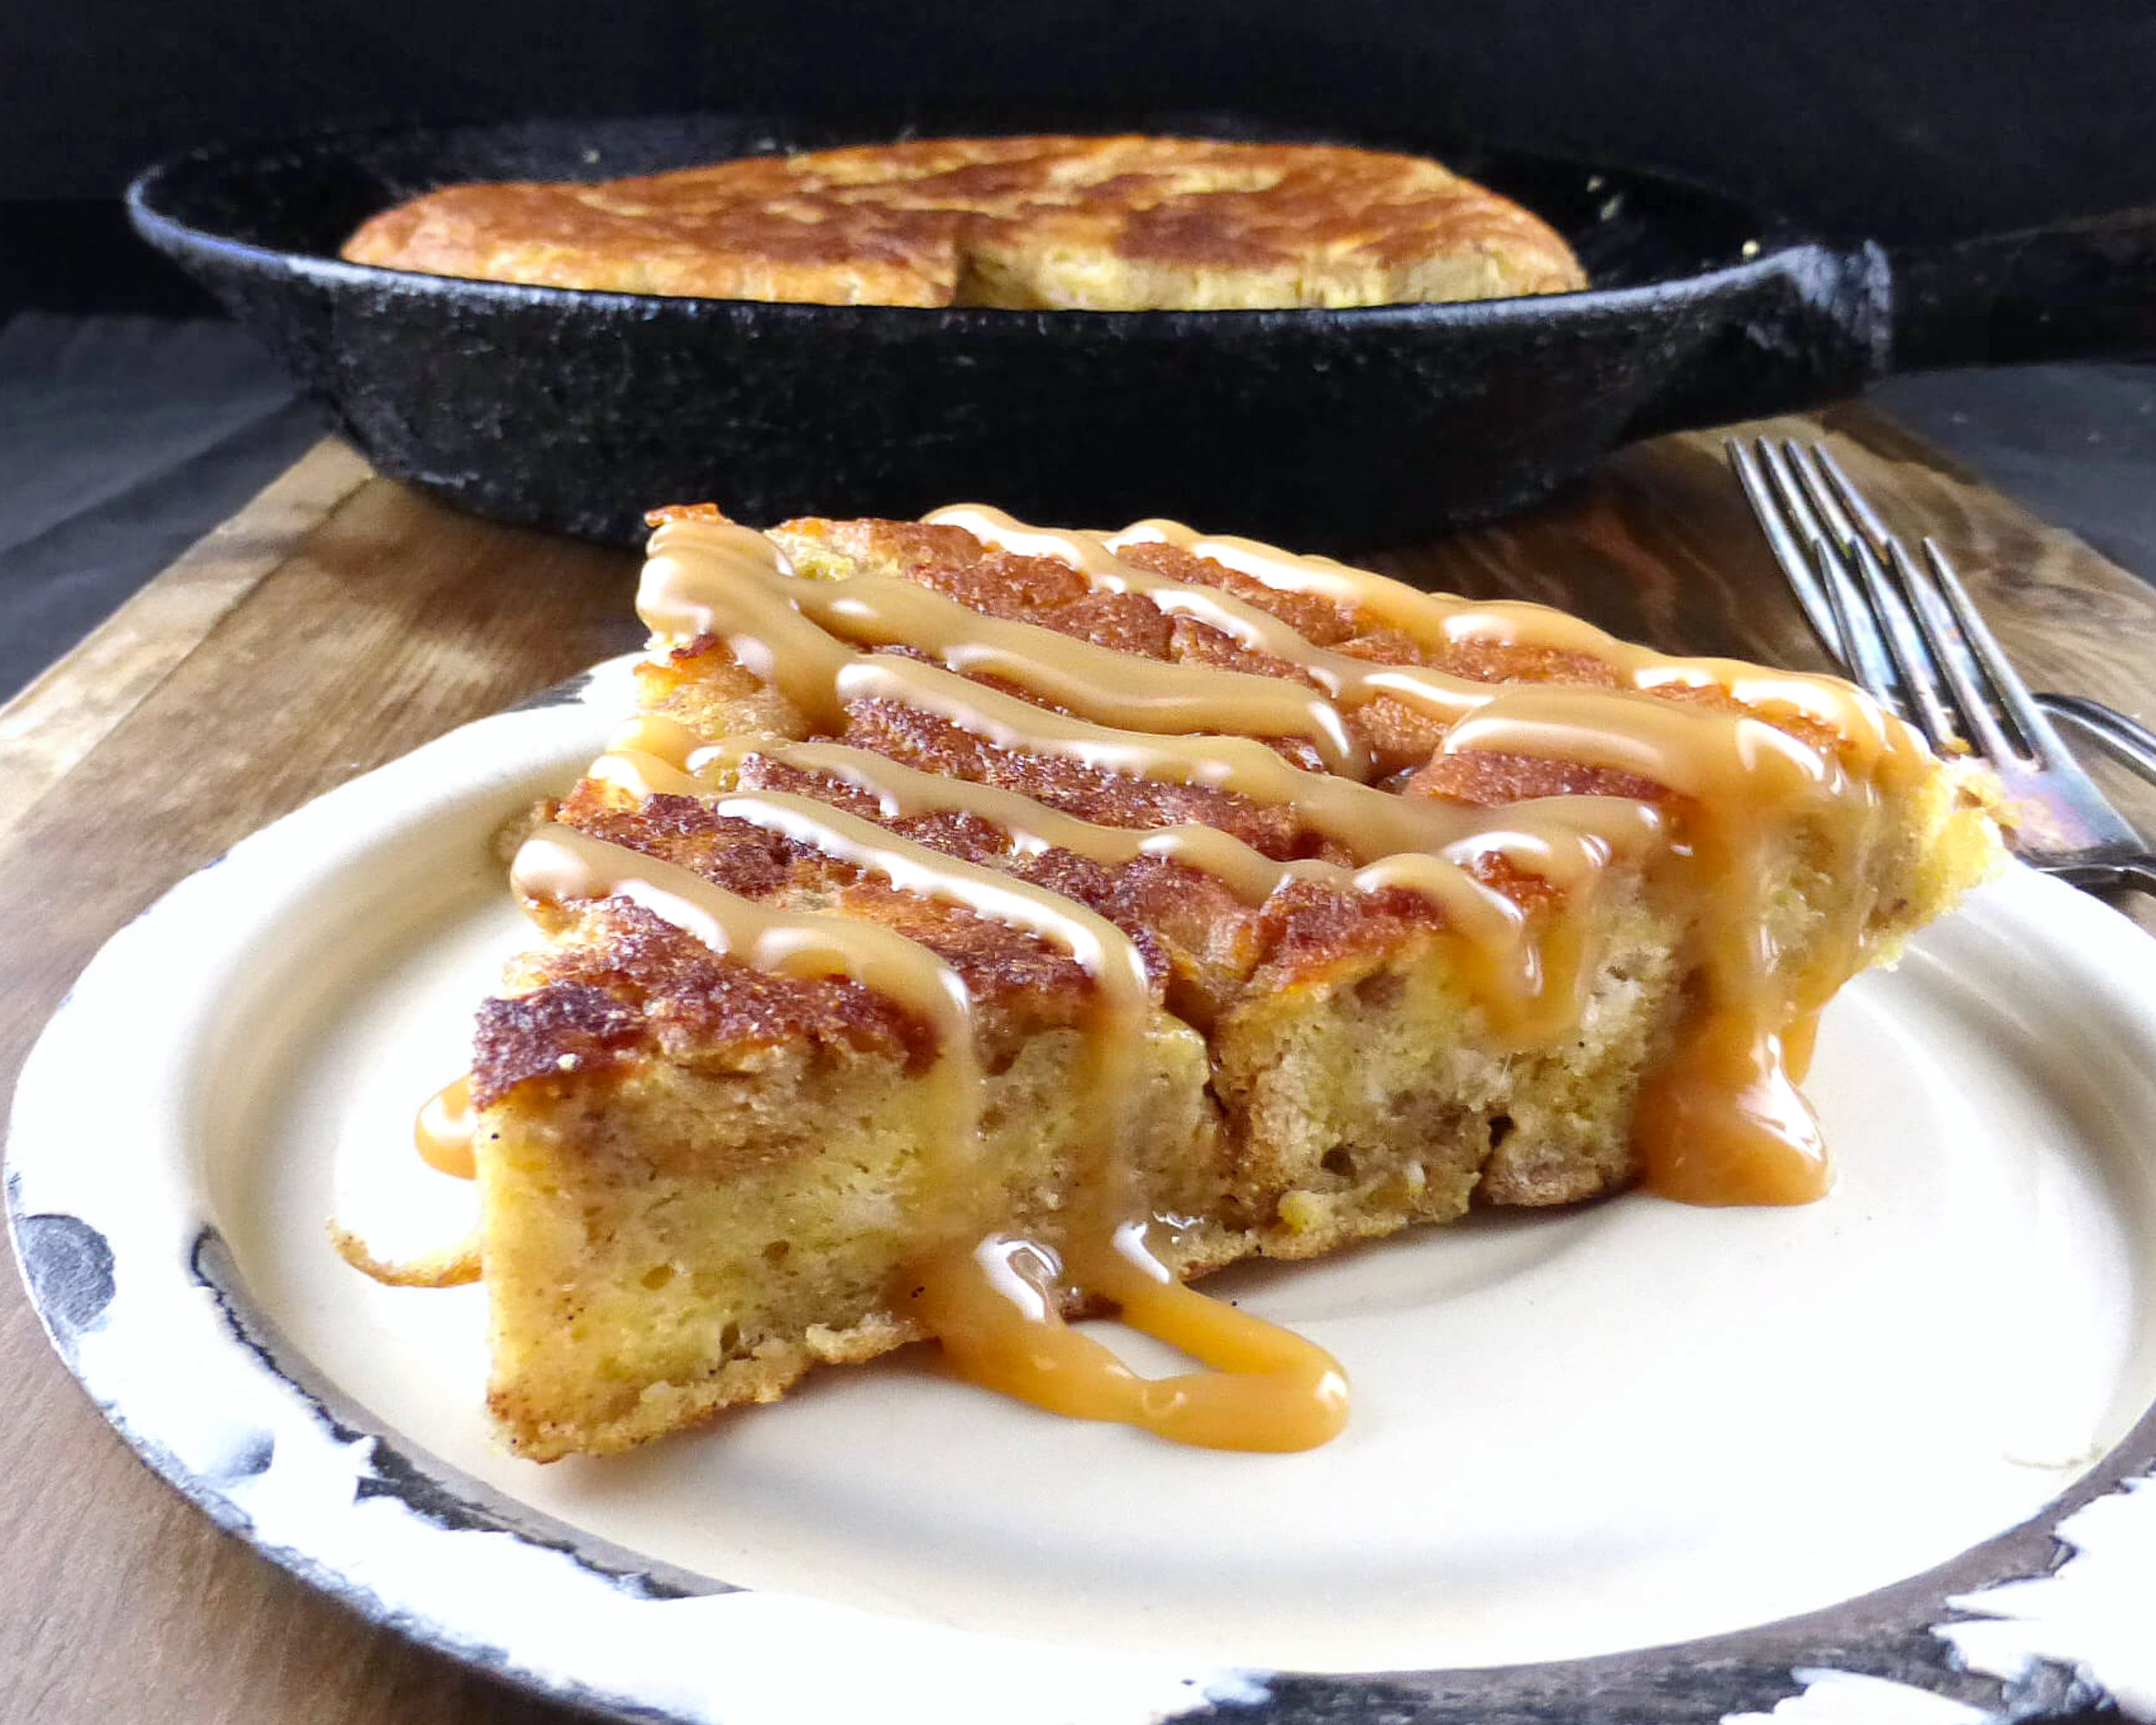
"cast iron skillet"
129,110,2156,549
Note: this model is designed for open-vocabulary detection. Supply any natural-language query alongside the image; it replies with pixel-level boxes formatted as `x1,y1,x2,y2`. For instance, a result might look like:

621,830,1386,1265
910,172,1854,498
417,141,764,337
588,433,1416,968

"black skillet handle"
1623,207,2156,441
1888,206,2156,369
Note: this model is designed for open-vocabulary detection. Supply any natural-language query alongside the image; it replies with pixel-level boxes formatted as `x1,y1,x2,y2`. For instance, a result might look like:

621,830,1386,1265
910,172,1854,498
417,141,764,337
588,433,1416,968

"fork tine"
1736,442,2156,884
1809,534,1914,728
1848,536,1962,749
1784,442,1867,553
1809,443,1897,553
1800,448,2044,763
1757,439,1834,547
1881,538,2022,762
1919,537,2066,763
1728,440,1846,659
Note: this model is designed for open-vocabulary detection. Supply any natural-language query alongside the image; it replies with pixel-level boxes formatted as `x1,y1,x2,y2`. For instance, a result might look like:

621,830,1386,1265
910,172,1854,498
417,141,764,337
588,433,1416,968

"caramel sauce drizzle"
641,517,1367,777
932,505,1481,760
410,505,1939,1454
918,508,1927,1204
631,510,1921,1208
511,821,977,1057
511,822,985,1239
638,518,1656,884
941,505,1893,784
1102,514,1912,771
597,731,1616,1045
415,1073,479,1179
580,742,1348,1441
509,816,1348,1448
915,1225,1347,1452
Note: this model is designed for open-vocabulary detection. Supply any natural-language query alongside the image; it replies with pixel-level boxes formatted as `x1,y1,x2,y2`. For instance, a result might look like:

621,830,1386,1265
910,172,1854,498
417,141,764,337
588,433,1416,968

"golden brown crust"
483,728,1480,1092
777,518,1695,800
342,135,1587,310
492,511,1983,1101
473,896,943,1109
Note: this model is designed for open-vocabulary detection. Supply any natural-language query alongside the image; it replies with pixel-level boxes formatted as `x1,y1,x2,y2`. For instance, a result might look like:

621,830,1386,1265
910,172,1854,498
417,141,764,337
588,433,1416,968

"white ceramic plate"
10,664,2156,1725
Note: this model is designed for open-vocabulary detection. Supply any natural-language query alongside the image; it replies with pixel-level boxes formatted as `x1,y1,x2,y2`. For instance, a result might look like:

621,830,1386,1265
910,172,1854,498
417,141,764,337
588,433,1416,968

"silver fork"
1729,436,2156,896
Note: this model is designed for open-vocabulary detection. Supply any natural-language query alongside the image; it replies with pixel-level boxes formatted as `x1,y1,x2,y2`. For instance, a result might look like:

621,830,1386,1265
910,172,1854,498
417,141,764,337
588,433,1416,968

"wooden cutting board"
3,407,2153,1724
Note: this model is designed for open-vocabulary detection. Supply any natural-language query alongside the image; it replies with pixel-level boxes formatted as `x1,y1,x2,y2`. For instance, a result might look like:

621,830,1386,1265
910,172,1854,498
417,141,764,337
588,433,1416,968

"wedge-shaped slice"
442,505,2000,1460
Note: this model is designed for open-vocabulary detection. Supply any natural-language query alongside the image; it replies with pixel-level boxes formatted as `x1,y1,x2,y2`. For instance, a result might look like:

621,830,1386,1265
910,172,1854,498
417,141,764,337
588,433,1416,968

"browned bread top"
342,135,1589,309
469,506,1990,1121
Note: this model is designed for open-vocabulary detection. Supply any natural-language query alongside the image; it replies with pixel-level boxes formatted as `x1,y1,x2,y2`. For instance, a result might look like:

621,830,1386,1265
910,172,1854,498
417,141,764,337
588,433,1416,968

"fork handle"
2039,693,2156,787
1890,207,2156,370
2054,856,2156,899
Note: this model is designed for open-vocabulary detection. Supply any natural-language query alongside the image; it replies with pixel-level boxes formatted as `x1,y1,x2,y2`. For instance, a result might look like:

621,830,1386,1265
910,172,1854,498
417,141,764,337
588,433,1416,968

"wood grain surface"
3,411,2153,1724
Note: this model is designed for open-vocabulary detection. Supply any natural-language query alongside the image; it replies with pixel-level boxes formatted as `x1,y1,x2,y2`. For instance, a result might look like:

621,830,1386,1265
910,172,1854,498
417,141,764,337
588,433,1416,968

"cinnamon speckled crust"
342,135,1588,310
774,513,1722,799
468,509,2004,1458
473,903,941,1109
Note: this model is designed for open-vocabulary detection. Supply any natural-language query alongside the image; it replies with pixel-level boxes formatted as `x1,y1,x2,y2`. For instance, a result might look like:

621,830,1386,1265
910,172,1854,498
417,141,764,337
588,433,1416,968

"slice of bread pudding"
413,505,1999,1460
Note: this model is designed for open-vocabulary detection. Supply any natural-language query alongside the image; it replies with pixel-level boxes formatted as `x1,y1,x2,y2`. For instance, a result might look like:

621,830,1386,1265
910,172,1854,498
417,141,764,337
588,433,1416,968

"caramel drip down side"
415,1073,479,1179
636,514,1878,1199
945,508,1925,1201
513,812,1351,1450
510,821,987,1258
916,1225,1348,1452
1442,691,1872,1202
326,1078,481,1288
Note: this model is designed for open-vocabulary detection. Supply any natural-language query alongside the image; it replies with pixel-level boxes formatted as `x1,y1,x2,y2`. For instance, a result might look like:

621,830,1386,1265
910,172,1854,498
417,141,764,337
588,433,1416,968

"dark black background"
9,0,2156,310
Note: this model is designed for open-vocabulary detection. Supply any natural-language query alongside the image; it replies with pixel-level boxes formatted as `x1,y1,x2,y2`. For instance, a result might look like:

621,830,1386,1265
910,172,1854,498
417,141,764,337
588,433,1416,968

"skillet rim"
125,112,1830,335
